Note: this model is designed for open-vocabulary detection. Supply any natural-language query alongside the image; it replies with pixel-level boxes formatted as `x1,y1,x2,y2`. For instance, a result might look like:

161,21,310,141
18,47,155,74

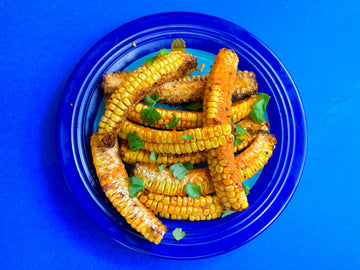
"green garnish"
165,113,180,129
169,162,189,180
221,210,235,218
172,228,186,241
249,93,270,124
186,102,203,111
144,49,171,65
233,124,248,146
145,94,161,106
141,94,162,125
150,151,157,162
181,133,194,140
243,183,250,196
129,176,144,198
185,183,202,198
183,161,194,170
127,132,143,151
233,136,244,146
158,164,165,173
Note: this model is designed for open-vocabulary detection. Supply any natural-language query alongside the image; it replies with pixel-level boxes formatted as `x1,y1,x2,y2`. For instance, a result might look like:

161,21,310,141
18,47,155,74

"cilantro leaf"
150,151,157,162
249,93,270,124
181,133,194,140
145,94,161,106
141,107,162,126
221,210,235,218
129,176,144,198
233,124,248,146
165,113,180,129
243,183,250,196
169,163,189,180
186,102,203,111
183,161,194,170
185,183,202,198
172,228,185,241
233,136,244,146
158,164,165,173
144,49,171,65
127,132,143,151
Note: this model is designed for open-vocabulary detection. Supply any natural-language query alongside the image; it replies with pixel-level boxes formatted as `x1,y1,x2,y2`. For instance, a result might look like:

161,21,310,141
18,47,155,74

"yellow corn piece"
138,191,223,221
101,71,130,96
90,133,167,244
98,51,198,147
203,48,248,211
118,120,233,154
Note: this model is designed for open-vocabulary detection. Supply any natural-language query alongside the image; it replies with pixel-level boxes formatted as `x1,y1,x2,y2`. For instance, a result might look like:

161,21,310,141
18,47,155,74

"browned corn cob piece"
203,48,248,211
132,130,277,197
90,133,167,244
120,117,269,166
127,95,258,130
101,71,130,95
118,120,233,154
138,190,223,221
134,164,214,195
98,51,198,147
102,71,258,104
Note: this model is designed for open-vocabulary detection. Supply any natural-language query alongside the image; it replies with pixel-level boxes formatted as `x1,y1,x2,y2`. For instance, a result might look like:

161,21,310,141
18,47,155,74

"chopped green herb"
169,162,189,180
249,93,270,124
172,228,185,241
150,151,157,162
183,161,194,170
129,176,144,198
221,210,235,218
181,133,194,140
144,49,171,65
165,113,180,129
145,94,161,106
233,124,248,146
127,132,143,151
233,136,244,146
158,164,165,173
243,183,250,196
186,102,203,111
141,107,162,126
185,183,202,198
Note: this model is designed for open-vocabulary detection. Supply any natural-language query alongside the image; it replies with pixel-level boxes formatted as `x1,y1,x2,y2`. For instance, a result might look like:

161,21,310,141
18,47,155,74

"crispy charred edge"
90,133,167,244
118,120,233,154
120,117,269,166
132,130,277,197
127,95,258,130
101,71,258,105
98,51,198,147
138,190,223,221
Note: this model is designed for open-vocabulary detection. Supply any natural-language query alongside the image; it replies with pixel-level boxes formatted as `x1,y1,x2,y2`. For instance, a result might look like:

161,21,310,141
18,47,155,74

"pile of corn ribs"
90,48,277,244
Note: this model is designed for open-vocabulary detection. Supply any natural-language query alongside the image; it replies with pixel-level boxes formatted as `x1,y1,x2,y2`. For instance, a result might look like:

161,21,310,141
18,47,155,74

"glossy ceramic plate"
57,12,307,259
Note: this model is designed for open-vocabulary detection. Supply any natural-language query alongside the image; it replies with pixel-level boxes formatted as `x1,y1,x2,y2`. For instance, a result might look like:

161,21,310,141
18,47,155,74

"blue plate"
57,12,307,259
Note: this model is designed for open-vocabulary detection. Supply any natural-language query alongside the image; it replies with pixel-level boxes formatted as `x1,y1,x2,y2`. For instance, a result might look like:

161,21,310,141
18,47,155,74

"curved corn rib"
90,133,167,244
98,51,198,147
138,191,223,221
127,95,258,130
118,120,233,154
203,48,248,211
102,71,258,104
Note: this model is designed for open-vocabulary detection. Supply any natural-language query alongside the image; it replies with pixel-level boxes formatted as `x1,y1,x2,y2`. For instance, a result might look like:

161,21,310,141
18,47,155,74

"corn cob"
102,71,258,104
98,51,198,147
134,164,214,195
120,117,269,166
127,95,258,130
118,120,233,155
138,190,223,221
132,130,277,197
101,71,130,95
203,48,248,211
90,133,167,244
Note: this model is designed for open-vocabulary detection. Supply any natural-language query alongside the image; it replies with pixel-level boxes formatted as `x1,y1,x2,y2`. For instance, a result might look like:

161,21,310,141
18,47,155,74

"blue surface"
1,0,359,269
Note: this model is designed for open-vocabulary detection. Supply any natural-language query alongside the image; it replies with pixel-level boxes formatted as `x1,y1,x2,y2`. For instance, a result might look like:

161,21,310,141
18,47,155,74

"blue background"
1,1,359,269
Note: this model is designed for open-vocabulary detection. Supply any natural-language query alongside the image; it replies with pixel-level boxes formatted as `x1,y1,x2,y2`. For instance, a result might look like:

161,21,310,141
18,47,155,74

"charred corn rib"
98,51,198,147
132,131,276,196
134,164,214,196
101,71,130,95
118,120,233,154
138,190,223,221
102,71,258,104
90,133,167,244
127,95,258,130
120,117,269,166
203,48,248,211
